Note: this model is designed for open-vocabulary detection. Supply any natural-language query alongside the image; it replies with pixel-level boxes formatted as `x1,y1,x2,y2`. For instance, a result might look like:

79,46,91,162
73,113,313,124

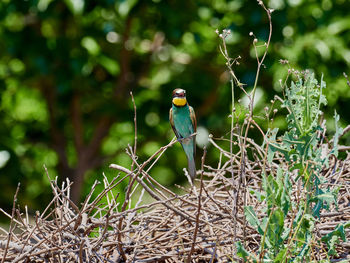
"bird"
169,88,197,180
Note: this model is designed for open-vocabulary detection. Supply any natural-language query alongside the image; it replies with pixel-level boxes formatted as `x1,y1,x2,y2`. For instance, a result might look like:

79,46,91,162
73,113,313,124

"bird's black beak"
172,89,186,98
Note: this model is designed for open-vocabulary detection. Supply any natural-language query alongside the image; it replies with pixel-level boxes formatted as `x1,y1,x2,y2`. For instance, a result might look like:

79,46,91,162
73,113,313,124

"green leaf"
282,73,326,136
281,172,291,215
244,206,264,235
264,128,279,163
98,55,120,75
311,187,338,217
265,208,285,250
331,111,343,158
277,72,328,177
293,214,315,260
236,241,257,263
249,188,266,202
64,0,84,15
117,0,138,17
81,37,101,56
274,247,288,262
321,223,348,256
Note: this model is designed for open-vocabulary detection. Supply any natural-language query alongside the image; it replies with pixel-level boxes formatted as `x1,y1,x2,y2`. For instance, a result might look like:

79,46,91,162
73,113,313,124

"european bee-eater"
169,88,197,180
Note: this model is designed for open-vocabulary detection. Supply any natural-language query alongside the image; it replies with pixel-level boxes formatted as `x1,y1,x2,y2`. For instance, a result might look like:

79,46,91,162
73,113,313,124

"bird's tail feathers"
187,157,196,180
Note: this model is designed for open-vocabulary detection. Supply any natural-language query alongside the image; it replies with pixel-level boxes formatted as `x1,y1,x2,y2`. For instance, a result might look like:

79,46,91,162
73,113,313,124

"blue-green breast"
172,104,194,138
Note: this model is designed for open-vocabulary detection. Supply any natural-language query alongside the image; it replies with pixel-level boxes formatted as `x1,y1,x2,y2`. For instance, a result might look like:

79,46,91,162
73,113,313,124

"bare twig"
1,183,20,263
130,91,138,171
186,147,207,263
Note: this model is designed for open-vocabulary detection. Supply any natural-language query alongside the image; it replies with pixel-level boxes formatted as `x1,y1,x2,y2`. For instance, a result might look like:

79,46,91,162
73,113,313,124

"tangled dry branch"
0,133,349,262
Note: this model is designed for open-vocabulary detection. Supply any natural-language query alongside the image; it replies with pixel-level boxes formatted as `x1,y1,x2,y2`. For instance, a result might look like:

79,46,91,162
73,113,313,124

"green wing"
189,105,197,157
169,108,181,139
189,106,197,132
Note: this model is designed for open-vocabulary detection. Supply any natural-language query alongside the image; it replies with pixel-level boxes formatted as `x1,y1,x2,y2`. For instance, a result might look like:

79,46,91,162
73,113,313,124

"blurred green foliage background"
0,0,350,215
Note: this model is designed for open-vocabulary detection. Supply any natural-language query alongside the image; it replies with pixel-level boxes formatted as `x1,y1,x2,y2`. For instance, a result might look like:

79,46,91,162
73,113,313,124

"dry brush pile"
0,118,349,262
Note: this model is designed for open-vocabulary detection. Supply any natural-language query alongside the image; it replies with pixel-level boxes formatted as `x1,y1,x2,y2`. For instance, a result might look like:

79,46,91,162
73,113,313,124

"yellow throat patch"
172,97,187,106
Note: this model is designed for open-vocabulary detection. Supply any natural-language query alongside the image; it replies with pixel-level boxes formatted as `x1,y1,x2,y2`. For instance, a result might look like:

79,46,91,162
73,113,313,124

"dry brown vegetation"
0,131,349,262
